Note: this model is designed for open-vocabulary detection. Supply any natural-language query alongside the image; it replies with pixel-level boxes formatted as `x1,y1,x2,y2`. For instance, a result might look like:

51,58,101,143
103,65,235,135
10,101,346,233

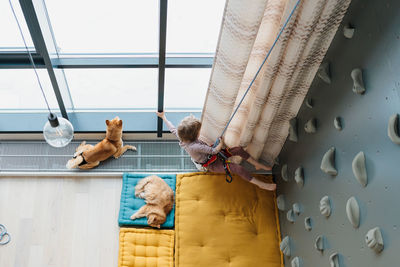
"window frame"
0,0,215,135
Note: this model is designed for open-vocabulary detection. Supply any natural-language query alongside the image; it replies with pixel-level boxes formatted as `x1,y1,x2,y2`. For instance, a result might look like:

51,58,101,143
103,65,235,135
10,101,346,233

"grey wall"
276,0,400,266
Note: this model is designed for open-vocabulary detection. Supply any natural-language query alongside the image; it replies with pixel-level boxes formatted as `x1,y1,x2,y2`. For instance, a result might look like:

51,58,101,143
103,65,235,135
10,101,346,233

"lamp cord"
9,0,52,114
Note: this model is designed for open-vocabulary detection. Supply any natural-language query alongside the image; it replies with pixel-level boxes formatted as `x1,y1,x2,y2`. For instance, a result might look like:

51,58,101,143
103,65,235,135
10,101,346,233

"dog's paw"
128,145,137,151
130,215,137,220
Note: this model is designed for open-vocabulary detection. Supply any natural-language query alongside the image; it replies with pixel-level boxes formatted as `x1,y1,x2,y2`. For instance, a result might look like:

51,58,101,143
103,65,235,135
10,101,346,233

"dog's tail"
66,155,84,169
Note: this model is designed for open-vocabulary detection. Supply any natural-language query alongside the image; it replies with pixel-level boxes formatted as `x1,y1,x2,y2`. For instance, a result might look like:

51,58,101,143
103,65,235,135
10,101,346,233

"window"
45,0,158,54
164,68,211,110
166,0,225,54
1,0,34,49
1,0,224,132
0,69,58,109
65,69,157,109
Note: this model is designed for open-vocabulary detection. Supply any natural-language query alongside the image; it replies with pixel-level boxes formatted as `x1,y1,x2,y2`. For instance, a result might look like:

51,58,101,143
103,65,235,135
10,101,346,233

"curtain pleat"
200,0,352,164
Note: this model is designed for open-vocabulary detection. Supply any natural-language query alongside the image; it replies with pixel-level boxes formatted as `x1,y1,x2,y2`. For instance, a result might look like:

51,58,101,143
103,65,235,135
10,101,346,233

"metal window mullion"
157,0,168,137
19,0,72,119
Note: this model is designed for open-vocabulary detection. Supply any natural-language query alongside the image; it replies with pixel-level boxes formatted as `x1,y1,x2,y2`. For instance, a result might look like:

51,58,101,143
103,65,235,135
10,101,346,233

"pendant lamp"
9,0,74,147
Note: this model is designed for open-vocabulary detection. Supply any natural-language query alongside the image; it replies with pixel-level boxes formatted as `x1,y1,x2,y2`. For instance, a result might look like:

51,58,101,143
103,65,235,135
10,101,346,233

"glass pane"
44,0,158,54
0,69,58,109
164,68,210,110
167,0,225,54
65,69,157,109
1,0,34,49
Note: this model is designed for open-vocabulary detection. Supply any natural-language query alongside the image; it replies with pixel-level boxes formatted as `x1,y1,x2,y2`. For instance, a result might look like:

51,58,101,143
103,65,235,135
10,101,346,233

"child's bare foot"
247,157,272,171
250,178,277,191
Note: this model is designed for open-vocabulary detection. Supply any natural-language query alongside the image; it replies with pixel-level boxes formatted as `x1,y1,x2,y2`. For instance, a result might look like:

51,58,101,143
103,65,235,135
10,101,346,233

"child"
157,112,276,191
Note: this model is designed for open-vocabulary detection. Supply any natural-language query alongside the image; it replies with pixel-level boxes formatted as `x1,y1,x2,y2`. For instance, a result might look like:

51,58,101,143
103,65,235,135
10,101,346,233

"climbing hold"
365,227,384,253
281,164,289,182
352,151,367,187
304,118,317,134
329,252,340,267
277,194,286,211
351,68,366,94
306,97,313,108
334,117,342,131
321,147,337,176
315,235,325,252
343,24,355,39
289,118,298,142
320,196,331,217
293,203,301,216
280,236,291,257
346,196,360,228
305,217,312,231
317,62,331,84
388,114,400,145
287,209,295,223
291,256,301,267
294,166,304,188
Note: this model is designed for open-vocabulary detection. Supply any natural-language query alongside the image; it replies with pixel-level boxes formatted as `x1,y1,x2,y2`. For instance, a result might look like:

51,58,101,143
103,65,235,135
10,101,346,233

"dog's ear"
106,119,110,126
118,120,122,127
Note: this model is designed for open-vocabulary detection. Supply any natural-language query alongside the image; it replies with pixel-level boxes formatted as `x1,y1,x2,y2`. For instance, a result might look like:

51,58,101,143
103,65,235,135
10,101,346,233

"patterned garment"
200,0,351,164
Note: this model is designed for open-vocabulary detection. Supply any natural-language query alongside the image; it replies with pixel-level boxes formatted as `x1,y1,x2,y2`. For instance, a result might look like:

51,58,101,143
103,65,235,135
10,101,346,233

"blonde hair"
177,115,201,142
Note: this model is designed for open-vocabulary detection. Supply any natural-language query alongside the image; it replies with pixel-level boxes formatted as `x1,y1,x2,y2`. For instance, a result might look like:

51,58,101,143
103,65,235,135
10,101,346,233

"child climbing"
157,112,276,191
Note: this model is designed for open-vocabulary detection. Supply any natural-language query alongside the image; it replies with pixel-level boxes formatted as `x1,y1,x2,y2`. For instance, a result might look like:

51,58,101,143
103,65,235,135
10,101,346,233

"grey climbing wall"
276,0,400,266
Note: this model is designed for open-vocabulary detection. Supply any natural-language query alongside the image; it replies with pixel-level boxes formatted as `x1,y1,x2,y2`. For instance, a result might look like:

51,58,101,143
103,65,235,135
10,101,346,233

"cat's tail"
66,155,84,169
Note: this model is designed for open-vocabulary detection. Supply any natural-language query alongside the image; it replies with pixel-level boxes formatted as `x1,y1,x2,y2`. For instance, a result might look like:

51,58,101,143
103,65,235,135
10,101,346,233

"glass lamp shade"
43,114,74,148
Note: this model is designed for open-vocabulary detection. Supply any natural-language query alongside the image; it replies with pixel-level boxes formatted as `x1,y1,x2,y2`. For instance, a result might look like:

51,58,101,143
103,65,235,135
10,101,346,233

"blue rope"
0,224,10,245
213,0,301,147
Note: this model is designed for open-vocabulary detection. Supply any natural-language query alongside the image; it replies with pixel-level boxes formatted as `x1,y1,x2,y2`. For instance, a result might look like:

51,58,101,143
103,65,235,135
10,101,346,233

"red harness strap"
201,148,234,183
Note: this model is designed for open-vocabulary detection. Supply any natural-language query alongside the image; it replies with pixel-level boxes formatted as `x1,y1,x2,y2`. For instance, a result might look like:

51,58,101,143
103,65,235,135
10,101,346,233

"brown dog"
66,116,136,169
130,175,174,228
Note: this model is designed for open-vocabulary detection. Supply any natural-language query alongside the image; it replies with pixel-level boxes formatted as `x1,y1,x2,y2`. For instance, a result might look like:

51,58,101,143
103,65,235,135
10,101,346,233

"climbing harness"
211,0,301,183
201,148,234,183
0,224,11,245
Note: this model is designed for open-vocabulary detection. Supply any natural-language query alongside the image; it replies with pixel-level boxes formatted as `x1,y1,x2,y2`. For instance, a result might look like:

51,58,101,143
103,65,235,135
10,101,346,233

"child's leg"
228,147,272,171
208,161,276,191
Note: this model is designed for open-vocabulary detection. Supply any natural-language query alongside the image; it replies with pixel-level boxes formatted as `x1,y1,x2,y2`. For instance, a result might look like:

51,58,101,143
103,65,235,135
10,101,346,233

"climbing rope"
0,224,11,245
213,0,301,147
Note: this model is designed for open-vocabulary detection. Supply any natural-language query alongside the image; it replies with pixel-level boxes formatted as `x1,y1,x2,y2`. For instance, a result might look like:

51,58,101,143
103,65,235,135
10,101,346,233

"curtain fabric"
200,0,351,164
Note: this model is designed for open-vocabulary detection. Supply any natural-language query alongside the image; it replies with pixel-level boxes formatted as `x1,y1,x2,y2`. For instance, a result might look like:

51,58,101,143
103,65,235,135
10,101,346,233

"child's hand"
156,111,166,120
215,137,224,152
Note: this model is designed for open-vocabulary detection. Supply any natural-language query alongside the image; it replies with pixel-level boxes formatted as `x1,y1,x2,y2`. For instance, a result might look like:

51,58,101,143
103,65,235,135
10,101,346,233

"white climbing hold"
320,196,331,217
346,196,360,228
366,227,384,253
329,252,340,267
304,217,312,231
287,209,295,223
343,24,355,39
351,68,366,94
294,166,304,188
293,203,301,216
280,236,291,257
352,151,367,187
304,118,317,134
277,195,286,211
281,164,289,182
388,114,400,145
315,235,325,252
317,62,331,84
291,256,301,267
334,117,342,131
321,147,337,176
306,97,313,108
289,118,298,142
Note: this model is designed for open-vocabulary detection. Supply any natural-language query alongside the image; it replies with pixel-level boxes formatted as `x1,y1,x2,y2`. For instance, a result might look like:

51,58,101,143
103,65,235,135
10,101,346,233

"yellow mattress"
119,228,174,267
175,172,283,267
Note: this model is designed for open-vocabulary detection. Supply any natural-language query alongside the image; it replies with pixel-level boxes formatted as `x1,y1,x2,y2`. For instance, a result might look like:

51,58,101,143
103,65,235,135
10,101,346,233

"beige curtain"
200,0,351,165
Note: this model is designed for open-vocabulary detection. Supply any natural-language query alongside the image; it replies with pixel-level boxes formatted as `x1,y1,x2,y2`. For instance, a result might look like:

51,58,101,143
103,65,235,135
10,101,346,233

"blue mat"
118,173,176,228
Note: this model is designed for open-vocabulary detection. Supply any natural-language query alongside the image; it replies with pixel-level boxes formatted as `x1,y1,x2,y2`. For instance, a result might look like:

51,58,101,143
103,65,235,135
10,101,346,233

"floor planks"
0,177,122,267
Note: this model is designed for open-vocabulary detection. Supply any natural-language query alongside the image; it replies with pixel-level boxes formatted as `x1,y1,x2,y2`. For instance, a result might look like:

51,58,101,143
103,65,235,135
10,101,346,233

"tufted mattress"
175,172,283,267
119,173,176,228
118,228,174,267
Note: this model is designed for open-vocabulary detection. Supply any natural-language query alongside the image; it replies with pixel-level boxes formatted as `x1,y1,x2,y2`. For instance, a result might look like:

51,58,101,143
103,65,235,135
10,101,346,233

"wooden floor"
0,177,122,267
